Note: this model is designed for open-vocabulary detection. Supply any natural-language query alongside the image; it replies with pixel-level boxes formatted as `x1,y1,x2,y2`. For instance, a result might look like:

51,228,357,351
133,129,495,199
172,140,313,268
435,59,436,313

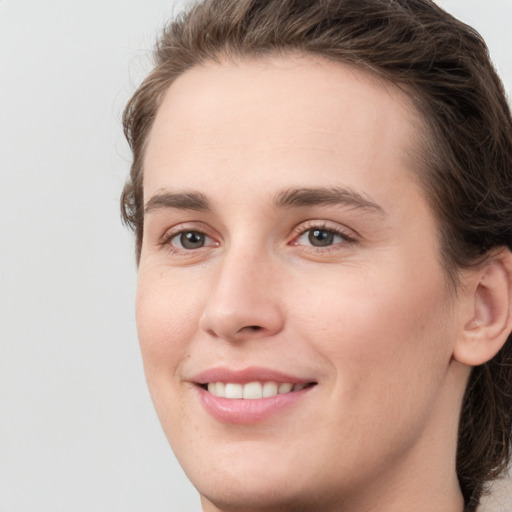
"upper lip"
191,366,315,385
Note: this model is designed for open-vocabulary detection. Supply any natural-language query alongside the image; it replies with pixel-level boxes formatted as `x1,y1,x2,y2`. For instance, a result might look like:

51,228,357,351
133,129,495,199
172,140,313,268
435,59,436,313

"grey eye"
175,231,206,249
308,229,336,247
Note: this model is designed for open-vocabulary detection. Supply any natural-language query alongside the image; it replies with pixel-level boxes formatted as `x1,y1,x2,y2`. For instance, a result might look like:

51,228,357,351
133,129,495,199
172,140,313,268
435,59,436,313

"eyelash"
159,226,217,254
159,221,357,255
290,222,357,251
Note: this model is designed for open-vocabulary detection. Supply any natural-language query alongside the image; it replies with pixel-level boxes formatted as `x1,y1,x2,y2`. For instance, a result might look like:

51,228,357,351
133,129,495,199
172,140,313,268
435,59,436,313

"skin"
136,55,480,512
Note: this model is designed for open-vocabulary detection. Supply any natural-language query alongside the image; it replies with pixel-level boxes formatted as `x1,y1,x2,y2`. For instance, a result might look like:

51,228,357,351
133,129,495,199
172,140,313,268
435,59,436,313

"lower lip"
196,386,313,424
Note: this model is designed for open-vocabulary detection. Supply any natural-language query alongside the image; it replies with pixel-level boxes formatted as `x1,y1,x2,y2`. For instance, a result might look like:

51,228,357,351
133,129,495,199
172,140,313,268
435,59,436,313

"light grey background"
0,1,511,511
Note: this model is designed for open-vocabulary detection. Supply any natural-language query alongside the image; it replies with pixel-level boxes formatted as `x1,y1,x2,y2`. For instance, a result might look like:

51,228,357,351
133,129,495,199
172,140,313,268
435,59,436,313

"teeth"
278,383,293,394
217,382,225,396
224,383,243,399
207,382,225,397
205,381,309,399
243,382,263,399
262,381,278,398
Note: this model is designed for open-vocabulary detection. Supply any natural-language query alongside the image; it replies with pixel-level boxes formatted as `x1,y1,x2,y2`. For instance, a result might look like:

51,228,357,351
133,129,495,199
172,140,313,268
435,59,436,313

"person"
120,1,512,511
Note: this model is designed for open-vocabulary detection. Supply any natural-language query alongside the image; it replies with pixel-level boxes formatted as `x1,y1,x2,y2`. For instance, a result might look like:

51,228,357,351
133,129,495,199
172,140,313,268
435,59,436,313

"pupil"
181,231,204,249
309,229,334,247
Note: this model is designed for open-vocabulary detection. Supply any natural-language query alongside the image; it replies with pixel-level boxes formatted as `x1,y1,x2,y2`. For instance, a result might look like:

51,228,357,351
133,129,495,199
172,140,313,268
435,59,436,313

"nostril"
236,325,263,335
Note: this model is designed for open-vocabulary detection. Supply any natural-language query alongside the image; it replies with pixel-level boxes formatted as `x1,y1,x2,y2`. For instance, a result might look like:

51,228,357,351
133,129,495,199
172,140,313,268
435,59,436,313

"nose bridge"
199,240,284,341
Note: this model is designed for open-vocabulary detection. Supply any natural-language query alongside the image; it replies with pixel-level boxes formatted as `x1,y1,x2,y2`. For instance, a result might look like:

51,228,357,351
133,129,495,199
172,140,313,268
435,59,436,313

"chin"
178,441,327,511
197,478,328,512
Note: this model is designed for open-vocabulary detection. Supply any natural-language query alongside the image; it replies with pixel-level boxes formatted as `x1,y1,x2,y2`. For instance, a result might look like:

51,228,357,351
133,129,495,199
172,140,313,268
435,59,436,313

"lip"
195,385,314,424
191,366,316,424
192,366,313,385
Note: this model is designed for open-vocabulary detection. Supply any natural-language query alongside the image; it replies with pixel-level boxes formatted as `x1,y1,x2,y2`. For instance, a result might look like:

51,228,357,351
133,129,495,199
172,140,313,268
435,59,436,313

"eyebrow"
144,192,211,214
273,187,385,215
144,186,385,216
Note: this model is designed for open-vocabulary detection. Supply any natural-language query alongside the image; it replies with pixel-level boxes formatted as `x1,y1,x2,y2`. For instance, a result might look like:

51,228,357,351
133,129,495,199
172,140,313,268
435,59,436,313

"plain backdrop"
0,1,511,511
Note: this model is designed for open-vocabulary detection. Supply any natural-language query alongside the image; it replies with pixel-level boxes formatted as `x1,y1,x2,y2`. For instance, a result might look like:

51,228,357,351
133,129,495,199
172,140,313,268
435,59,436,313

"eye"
167,230,215,250
303,229,338,247
292,225,356,248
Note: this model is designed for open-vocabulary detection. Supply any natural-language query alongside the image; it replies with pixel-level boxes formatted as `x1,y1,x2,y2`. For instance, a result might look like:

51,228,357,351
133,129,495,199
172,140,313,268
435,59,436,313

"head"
121,1,512,511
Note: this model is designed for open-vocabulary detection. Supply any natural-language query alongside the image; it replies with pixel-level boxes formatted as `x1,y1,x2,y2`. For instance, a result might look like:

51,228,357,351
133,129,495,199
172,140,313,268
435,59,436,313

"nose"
198,247,285,342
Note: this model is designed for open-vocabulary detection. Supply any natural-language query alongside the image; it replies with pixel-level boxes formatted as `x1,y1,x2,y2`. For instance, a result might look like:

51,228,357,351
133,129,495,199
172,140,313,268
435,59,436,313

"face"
137,56,465,511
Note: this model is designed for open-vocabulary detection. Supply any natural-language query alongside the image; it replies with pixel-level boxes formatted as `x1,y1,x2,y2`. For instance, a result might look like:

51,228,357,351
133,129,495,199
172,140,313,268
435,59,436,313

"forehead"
144,54,424,209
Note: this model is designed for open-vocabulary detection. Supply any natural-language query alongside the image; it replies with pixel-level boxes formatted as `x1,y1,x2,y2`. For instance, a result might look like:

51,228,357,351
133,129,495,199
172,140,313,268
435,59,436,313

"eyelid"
159,222,219,248
289,220,358,247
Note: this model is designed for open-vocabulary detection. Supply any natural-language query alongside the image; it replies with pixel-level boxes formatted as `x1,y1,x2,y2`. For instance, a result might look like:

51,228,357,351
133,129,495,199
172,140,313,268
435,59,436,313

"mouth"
192,367,317,423
199,381,316,399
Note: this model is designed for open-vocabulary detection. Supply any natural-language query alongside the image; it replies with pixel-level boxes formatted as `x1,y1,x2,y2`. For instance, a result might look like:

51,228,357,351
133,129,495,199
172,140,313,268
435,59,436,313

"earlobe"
453,249,512,367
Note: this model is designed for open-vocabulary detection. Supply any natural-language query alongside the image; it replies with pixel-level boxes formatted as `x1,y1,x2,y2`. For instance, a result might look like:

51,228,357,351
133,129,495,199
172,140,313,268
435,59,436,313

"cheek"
285,264,456,472
134,270,207,449
295,261,454,405
135,270,202,380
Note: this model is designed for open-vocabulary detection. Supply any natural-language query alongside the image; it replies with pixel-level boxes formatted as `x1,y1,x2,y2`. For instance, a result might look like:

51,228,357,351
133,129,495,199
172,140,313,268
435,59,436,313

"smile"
192,367,317,423
205,381,312,399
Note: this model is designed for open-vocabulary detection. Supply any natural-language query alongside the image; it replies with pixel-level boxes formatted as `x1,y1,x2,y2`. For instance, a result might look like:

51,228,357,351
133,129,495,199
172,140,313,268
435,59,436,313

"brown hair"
121,1,512,509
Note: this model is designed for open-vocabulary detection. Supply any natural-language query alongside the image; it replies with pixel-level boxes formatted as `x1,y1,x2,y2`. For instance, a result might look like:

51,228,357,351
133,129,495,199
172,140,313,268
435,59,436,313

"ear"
453,249,512,367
